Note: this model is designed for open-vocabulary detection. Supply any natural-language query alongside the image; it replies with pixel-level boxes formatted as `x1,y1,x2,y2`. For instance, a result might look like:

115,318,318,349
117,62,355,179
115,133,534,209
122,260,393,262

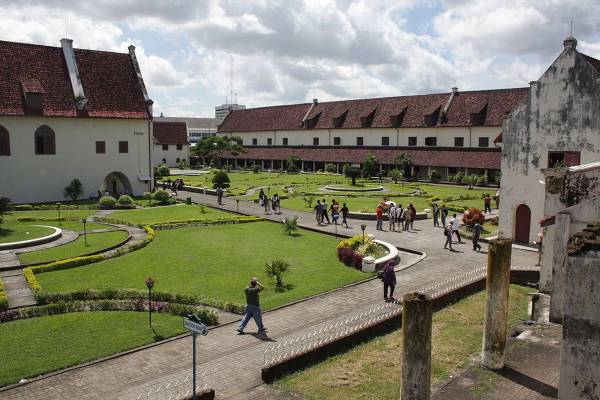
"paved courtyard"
0,192,538,400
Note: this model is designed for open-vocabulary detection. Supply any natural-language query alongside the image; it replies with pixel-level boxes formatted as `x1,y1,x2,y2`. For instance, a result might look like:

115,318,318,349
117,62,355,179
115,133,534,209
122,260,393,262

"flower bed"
336,235,389,270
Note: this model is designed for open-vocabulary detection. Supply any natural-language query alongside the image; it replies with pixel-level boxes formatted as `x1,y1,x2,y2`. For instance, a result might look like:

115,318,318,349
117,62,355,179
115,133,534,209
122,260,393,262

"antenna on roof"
64,16,68,38
229,55,234,105
570,16,573,36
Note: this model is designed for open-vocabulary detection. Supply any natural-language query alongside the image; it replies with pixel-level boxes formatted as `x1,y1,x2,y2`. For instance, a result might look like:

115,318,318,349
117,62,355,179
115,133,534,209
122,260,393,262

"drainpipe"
468,127,472,148
301,98,318,126
395,128,400,147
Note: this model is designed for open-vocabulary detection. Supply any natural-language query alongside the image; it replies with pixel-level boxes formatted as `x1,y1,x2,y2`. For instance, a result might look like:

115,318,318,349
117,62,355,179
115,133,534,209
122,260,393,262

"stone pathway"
0,194,539,399
0,269,36,308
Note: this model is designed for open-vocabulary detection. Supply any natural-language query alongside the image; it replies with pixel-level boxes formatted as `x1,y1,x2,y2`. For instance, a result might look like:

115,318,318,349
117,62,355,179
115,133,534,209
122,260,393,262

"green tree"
362,153,379,178
287,155,300,173
157,165,170,177
325,163,337,173
212,170,230,189
191,135,244,167
394,153,413,179
0,197,11,224
63,179,83,201
265,259,291,288
389,168,403,183
343,163,362,186
428,169,440,182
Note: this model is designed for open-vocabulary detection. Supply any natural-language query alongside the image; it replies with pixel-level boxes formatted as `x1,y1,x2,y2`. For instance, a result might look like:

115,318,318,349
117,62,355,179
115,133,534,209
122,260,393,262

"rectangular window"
252,138,257,146
333,137,341,146
95,141,106,154
162,144,169,151
478,137,489,147
313,137,319,146
176,144,183,150
282,138,288,146
381,136,389,146
267,138,272,146
548,151,581,168
454,137,464,147
356,137,364,146
425,137,437,146
119,141,128,153
408,137,417,146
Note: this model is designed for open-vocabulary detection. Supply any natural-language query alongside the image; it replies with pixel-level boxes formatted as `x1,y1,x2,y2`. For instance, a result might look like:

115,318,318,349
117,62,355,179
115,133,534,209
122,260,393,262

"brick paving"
0,192,539,400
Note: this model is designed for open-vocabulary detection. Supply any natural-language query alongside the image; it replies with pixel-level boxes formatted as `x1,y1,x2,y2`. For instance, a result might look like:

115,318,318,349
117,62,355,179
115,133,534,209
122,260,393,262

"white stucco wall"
0,115,152,203
219,126,500,149
499,43,600,244
153,144,189,167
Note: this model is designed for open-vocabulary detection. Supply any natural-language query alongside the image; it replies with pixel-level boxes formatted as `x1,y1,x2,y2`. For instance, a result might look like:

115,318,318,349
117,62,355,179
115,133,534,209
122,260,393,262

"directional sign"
184,317,208,336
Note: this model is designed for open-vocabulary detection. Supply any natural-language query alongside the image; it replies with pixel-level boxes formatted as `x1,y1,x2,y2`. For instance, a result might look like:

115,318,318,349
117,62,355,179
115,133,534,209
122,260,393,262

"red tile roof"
225,147,500,169
153,121,189,145
582,53,600,73
218,88,528,133
0,40,150,119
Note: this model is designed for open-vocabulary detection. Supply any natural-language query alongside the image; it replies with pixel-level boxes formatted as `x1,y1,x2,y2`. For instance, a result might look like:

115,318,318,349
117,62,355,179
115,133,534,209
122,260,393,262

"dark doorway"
515,204,531,243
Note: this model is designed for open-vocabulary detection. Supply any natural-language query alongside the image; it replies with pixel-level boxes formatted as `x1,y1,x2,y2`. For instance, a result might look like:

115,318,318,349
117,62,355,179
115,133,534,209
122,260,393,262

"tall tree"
362,153,379,178
63,179,83,201
343,163,361,186
394,153,413,179
191,135,245,166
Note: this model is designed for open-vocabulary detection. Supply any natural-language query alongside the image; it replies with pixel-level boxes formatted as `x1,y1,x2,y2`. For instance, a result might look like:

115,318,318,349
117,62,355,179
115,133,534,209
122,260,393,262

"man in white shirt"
388,204,397,231
450,213,462,243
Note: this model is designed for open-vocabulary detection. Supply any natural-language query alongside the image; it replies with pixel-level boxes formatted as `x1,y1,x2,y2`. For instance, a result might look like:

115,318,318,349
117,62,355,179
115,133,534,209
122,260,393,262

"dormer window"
389,106,407,128
468,102,488,126
332,110,348,128
20,78,45,114
359,108,377,128
304,112,321,129
423,105,441,126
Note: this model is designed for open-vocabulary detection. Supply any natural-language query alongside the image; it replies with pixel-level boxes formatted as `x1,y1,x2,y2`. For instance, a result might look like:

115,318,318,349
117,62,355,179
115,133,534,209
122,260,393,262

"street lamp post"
360,223,367,243
81,218,88,246
236,199,240,213
145,277,154,326
57,203,62,226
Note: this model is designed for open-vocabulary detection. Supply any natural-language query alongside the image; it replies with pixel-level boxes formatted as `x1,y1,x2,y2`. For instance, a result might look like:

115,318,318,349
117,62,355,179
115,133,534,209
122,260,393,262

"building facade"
0,39,153,203
154,116,219,144
152,121,190,167
499,36,600,245
217,88,527,180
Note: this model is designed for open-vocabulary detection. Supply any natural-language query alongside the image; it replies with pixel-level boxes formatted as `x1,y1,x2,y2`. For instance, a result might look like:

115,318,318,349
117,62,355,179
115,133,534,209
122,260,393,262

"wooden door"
515,204,531,243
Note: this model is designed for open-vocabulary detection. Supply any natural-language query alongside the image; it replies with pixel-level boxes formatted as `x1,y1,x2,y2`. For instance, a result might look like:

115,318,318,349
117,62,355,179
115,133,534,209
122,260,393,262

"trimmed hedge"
0,279,7,310
94,216,263,230
37,288,245,314
23,268,41,292
12,204,98,211
0,299,218,325
17,216,83,223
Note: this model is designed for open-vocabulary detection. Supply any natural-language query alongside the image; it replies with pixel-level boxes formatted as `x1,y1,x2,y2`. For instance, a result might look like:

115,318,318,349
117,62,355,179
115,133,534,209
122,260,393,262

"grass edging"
94,215,263,230
0,280,7,310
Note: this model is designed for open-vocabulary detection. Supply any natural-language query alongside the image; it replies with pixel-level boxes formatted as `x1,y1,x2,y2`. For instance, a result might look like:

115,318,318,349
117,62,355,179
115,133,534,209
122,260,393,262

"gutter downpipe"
301,98,318,126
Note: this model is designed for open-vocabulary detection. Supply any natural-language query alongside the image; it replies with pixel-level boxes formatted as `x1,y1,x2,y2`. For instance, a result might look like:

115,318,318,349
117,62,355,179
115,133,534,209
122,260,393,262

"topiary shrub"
99,195,117,210
158,164,170,177
152,190,171,204
212,170,230,189
63,179,84,201
325,163,337,173
252,164,261,173
117,195,134,208
13,204,33,211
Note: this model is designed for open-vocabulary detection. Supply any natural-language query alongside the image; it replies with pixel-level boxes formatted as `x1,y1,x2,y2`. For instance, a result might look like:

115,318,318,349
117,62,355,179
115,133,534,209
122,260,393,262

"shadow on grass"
0,228,16,239
275,283,295,293
151,326,166,342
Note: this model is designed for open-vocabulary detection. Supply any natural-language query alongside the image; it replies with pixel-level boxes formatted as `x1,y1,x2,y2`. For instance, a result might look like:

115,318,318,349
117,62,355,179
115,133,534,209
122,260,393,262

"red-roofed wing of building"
0,40,150,119
153,121,189,145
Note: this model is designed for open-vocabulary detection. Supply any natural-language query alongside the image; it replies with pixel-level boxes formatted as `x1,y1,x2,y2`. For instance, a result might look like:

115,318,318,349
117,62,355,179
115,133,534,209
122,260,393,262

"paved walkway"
0,194,538,399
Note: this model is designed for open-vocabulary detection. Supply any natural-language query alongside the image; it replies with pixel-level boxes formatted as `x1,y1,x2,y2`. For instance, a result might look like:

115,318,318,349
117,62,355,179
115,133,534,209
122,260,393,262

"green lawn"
278,285,530,400
0,311,186,387
37,221,368,310
0,223,55,244
108,204,233,225
19,230,129,265
6,210,97,221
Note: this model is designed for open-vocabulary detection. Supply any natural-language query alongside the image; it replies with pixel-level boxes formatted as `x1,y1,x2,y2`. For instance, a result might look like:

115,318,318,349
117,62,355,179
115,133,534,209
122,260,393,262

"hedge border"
93,216,263,230
0,280,7,310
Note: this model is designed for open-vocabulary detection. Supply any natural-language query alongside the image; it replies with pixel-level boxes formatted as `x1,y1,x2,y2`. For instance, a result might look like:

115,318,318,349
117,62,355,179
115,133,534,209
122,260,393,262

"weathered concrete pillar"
401,292,432,400
549,212,570,323
481,238,512,369
529,292,550,323
301,160,304,172
559,248,600,400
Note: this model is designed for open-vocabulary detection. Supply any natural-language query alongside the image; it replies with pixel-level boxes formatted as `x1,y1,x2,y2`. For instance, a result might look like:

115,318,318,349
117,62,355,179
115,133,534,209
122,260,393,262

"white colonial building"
499,36,600,245
216,88,527,181
0,39,154,203
152,121,190,167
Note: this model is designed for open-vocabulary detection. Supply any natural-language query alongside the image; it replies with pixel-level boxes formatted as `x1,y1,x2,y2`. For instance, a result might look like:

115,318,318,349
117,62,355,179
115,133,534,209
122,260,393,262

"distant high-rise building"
215,103,246,122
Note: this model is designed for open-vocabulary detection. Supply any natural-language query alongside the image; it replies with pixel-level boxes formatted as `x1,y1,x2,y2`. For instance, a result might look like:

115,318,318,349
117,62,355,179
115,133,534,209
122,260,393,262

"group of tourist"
313,199,349,227
158,178,184,195
375,202,417,232
258,188,282,215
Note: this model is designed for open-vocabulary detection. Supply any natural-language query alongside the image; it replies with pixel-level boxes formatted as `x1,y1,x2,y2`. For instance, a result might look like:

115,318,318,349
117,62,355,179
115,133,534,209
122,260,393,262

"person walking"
450,214,462,243
314,200,323,225
403,204,412,231
376,205,384,231
397,204,404,231
441,204,449,226
237,277,267,334
258,188,265,203
171,180,178,196
382,261,396,301
330,199,340,225
432,203,440,227
341,203,350,228
483,194,492,214
262,196,270,214
216,187,223,205
321,199,331,224
388,203,397,231
272,194,280,214
443,222,453,250
472,222,483,251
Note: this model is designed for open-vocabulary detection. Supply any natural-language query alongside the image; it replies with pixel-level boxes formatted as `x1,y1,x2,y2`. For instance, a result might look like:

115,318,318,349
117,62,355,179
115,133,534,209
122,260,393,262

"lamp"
145,277,155,326
360,223,367,243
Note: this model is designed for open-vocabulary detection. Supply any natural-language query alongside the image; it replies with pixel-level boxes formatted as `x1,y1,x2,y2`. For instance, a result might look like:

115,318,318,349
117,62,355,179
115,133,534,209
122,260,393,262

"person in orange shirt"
376,205,384,231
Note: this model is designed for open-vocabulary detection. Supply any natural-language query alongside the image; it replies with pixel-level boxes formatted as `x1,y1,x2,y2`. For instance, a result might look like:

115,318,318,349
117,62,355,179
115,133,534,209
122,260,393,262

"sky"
1,0,600,118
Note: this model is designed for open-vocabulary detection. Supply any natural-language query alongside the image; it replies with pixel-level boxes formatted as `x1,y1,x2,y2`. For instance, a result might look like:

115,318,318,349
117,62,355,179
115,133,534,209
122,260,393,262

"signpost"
184,314,208,400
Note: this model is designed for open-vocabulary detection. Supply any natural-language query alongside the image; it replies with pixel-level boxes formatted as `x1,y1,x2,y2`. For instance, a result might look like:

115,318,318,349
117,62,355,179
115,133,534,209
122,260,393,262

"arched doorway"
101,172,133,196
515,204,531,243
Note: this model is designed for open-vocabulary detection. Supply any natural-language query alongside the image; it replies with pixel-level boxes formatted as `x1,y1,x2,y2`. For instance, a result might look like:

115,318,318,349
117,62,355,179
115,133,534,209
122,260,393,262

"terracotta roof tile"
219,88,528,133
582,53,600,73
153,121,189,145
225,147,500,169
0,40,150,119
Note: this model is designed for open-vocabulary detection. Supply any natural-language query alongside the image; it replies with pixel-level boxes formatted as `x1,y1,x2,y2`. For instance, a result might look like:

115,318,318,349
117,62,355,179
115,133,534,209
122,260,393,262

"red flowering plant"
462,208,485,227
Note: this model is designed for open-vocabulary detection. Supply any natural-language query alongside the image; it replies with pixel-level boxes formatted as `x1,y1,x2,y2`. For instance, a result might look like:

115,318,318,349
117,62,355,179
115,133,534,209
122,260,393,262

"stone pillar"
301,160,305,172
529,293,550,323
401,292,432,400
559,249,600,400
549,212,570,323
481,238,512,369
261,159,265,169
